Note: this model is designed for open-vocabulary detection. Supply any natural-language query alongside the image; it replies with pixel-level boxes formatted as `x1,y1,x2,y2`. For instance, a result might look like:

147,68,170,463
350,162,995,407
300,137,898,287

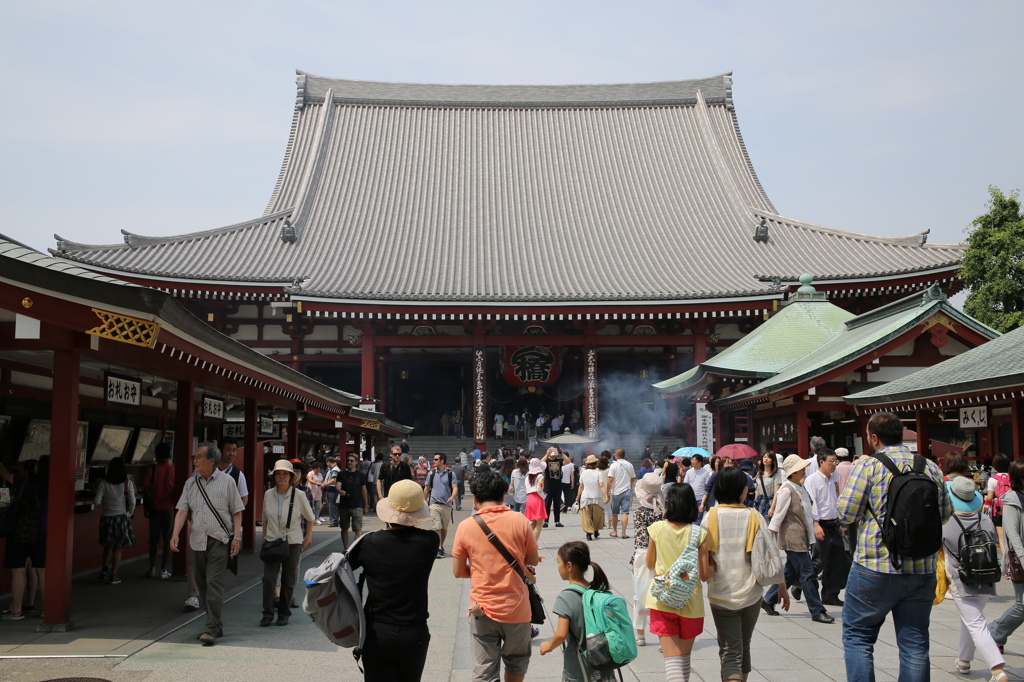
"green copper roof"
654,288,853,394
715,286,999,408
845,324,1019,406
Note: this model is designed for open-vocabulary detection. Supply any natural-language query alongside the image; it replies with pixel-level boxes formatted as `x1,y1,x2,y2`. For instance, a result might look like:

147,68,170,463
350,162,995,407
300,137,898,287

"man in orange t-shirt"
453,470,539,682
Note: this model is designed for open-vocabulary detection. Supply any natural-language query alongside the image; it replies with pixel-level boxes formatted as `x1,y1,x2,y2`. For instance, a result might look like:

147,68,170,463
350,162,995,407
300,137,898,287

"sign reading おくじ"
959,406,988,429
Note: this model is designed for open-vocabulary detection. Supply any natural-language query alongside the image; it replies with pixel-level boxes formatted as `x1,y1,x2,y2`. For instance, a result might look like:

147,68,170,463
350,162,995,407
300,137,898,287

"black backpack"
951,514,1001,586
868,452,942,569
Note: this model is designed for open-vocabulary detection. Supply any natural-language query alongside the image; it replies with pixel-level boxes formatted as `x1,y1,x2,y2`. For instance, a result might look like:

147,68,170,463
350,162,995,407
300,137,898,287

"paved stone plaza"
2,507,1024,682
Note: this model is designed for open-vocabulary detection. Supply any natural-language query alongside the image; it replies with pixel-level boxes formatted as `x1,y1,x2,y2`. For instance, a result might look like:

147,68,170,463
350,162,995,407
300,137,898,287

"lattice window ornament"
86,308,162,348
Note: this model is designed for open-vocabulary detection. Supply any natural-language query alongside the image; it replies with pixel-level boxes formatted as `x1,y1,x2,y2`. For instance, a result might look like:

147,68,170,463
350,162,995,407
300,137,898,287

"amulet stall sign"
500,346,562,386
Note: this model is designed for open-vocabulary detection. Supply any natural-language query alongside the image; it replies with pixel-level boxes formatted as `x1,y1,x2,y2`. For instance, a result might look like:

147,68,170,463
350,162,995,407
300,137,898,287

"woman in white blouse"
260,459,314,627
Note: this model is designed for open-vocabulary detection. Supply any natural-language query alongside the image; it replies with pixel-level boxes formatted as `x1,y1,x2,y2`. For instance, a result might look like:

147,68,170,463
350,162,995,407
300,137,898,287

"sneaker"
1,611,24,621
635,637,646,647
109,575,122,585
530,626,539,638
184,596,200,611
314,520,323,526
160,570,172,580
98,569,108,582
437,547,446,559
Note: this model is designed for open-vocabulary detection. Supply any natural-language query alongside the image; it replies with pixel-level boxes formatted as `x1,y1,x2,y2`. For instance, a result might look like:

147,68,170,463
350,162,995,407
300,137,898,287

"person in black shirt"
542,447,571,528
350,479,439,682
376,446,413,499
335,454,368,549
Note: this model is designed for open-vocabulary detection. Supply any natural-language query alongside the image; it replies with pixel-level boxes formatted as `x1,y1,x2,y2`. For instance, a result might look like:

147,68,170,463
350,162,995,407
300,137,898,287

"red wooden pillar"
287,409,299,461
916,409,932,460
172,379,195,577
361,330,376,401
1012,399,1024,460
241,398,259,550
797,402,809,460
693,327,708,365
375,359,387,414
43,347,79,629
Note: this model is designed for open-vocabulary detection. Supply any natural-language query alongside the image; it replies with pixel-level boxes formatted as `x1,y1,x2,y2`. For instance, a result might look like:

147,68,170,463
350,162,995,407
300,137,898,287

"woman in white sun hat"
260,459,314,628
349,479,440,682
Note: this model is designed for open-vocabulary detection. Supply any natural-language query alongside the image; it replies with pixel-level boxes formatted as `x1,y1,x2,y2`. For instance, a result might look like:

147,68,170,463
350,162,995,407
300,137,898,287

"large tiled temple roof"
53,71,964,303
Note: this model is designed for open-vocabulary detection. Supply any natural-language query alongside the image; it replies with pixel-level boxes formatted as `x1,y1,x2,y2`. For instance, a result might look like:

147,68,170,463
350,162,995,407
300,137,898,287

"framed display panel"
75,421,88,491
90,425,135,464
19,419,52,461
132,428,164,464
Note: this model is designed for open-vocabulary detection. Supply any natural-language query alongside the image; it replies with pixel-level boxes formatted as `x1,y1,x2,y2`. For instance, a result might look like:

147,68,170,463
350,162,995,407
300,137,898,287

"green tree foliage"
962,186,1024,333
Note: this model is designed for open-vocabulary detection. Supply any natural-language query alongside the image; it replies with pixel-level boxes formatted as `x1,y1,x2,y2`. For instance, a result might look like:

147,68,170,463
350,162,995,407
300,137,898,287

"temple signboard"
500,345,562,386
696,401,714,452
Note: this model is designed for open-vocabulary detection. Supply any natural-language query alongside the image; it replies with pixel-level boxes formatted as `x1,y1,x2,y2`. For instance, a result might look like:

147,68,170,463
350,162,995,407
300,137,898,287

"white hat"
376,480,431,526
782,454,812,479
271,459,299,485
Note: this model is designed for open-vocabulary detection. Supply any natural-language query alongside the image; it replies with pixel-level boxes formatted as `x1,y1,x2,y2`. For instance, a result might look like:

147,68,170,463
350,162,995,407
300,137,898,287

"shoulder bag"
0,478,29,539
473,514,545,624
261,488,296,563
1008,492,1024,584
193,477,240,575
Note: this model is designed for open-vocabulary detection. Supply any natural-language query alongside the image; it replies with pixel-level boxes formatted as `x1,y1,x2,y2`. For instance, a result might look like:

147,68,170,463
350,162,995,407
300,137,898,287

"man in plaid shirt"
837,412,952,682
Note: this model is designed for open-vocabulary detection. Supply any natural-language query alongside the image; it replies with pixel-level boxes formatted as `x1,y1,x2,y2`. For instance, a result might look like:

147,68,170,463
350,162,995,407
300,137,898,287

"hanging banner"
500,345,562,386
696,401,715,452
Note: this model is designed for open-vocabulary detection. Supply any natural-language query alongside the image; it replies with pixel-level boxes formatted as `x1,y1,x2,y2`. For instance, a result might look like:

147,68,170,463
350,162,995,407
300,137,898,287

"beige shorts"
429,503,453,530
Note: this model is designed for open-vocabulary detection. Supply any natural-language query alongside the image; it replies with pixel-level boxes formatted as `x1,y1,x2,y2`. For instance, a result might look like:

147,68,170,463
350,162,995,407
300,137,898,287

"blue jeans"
989,579,1024,646
842,563,935,682
764,550,826,616
510,501,525,513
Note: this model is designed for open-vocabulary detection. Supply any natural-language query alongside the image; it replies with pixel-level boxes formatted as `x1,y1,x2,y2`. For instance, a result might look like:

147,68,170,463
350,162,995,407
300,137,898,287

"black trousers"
544,484,562,522
811,521,846,601
363,620,430,682
563,481,577,509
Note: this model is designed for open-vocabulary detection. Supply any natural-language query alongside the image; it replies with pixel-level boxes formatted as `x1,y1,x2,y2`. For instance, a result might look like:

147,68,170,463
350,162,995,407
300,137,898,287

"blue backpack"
566,584,637,676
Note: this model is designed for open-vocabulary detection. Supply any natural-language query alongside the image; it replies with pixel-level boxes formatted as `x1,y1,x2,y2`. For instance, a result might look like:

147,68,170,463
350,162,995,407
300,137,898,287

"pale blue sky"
2,1,1021,261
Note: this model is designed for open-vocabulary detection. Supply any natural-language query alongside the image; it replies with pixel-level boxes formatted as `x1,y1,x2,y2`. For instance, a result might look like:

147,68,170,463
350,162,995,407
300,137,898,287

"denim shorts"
611,491,632,515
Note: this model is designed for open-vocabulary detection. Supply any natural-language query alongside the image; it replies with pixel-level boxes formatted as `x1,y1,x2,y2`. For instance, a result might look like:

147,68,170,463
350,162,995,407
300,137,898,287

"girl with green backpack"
540,541,621,681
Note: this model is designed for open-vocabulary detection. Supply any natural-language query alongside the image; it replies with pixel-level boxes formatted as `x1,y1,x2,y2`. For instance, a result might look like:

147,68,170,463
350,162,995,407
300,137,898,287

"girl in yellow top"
646,483,708,682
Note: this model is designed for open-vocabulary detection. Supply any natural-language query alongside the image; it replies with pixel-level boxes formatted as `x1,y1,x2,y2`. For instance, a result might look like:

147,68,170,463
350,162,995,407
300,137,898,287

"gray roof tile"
52,73,965,303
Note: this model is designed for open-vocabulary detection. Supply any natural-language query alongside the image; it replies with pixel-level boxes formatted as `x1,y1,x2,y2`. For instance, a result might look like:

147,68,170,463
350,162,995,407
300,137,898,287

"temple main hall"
52,70,966,445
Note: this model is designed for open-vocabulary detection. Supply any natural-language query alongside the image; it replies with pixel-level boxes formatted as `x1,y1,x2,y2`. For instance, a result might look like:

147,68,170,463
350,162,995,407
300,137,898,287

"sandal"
989,671,1008,682
610,532,618,537
955,659,970,674
621,534,630,539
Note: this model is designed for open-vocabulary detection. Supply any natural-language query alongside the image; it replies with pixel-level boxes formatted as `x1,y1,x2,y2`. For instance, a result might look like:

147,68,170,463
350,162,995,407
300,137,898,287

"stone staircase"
404,434,689,466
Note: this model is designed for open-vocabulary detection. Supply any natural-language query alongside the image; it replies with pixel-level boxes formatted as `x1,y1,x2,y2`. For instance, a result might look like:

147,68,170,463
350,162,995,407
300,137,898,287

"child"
646,483,708,682
539,541,615,682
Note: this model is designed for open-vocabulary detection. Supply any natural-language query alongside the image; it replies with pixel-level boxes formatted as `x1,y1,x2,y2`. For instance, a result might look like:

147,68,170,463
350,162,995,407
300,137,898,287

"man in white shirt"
560,456,576,512
684,454,712,520
804,448,845,607
606,449,636,538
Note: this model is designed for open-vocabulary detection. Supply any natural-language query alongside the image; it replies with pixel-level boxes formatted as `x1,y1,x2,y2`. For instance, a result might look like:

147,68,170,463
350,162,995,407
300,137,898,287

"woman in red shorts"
645,483,707,682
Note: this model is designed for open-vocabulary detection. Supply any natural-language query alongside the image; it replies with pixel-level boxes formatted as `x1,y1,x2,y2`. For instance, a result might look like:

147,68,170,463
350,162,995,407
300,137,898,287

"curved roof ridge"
751,209,964,248
295,69,734,108
53,209,294,253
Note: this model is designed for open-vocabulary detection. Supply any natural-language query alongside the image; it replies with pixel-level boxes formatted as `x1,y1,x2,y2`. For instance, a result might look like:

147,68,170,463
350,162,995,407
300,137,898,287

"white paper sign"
959,406,988,430
105,373,141,407
202,396,225,420
222,422,282,439
260,416,275,436
696,402,715,452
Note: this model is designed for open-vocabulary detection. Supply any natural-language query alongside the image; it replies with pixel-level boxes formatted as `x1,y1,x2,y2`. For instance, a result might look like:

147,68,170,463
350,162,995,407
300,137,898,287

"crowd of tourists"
4,410,1024,682
344,411,1024,682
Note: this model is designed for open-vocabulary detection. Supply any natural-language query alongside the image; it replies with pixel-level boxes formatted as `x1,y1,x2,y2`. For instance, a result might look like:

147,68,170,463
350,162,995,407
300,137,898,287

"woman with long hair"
702,468,788,682
662,461,680,495
991,459,1024,653
0,458,48,619
539,541,615,682
93,457,136,585
578,455,608,541
500,457,516,507
524,458,547,541
987,453,1012,554
754,451,783,519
